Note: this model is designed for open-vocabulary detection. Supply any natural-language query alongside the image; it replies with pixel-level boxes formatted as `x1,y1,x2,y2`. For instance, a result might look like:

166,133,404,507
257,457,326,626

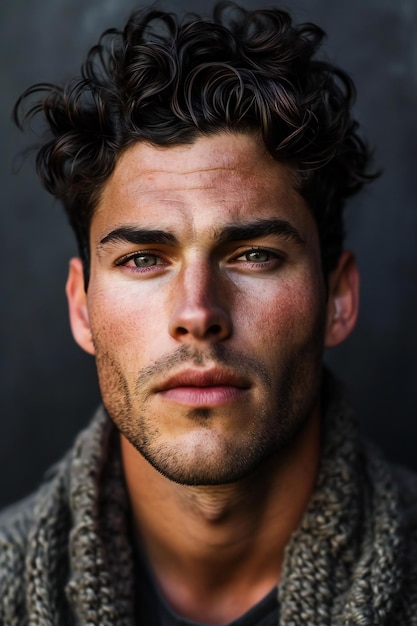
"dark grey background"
1,0,416,509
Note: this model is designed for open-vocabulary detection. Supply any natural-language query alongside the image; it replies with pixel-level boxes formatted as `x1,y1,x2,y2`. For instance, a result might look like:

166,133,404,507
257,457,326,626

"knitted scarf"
1,374,417,625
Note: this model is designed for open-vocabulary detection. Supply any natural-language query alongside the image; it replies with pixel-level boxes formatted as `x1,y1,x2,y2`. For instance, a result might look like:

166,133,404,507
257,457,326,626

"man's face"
69,132,336,485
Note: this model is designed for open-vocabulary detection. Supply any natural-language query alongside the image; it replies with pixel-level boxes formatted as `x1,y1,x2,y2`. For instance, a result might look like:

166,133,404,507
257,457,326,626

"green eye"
133,254,158,267
245,250,270,263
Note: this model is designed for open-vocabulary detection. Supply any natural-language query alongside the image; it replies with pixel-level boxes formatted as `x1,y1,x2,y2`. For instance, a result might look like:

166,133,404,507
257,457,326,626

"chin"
122,421,299,486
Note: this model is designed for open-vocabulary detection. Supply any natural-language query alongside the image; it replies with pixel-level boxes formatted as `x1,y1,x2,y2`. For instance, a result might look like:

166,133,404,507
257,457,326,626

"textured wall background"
1,0,417,509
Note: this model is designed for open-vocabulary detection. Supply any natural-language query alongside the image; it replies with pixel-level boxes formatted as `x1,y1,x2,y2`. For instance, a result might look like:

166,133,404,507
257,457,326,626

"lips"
157,369,250,407
160,369,249,390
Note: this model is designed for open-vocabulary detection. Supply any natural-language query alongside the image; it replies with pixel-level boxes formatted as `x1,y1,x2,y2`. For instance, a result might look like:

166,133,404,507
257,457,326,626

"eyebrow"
98,218,305,250
99,226,178,247
216,218,305,246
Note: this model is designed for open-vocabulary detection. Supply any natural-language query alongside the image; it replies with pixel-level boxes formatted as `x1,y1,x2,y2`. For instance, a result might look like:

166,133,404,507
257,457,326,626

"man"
1,3,416,625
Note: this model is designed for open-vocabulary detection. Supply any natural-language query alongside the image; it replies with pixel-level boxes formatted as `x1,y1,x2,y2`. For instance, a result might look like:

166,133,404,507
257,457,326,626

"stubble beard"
93,338,325,487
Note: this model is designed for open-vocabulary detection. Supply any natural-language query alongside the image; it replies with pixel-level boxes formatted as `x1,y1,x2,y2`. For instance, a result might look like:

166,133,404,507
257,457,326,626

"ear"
324,251,360,348
65,258,95,355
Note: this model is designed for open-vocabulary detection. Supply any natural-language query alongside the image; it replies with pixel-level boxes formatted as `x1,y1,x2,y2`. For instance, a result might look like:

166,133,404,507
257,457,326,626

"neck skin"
121,407,321,625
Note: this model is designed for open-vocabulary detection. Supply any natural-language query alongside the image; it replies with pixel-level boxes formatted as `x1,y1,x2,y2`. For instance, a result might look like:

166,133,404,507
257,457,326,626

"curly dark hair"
14,2,377,285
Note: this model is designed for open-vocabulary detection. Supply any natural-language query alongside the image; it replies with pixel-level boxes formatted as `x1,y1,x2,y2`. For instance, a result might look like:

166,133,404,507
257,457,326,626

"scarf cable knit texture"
1,374,417,625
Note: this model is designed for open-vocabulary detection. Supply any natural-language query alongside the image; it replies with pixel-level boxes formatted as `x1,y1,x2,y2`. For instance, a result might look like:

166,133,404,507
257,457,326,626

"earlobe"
66,258,95,355
324,251,360,348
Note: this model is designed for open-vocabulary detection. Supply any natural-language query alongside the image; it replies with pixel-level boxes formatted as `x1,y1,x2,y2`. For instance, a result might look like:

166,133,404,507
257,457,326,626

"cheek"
235,274,325,346
87,286,154,365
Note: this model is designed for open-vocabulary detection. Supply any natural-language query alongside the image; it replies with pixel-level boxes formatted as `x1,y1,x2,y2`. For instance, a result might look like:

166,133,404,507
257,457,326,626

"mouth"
156,369,250,408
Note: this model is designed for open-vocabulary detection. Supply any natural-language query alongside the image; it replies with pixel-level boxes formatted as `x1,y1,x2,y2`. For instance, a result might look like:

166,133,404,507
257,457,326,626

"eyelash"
115,250,167,272
230,247,285,270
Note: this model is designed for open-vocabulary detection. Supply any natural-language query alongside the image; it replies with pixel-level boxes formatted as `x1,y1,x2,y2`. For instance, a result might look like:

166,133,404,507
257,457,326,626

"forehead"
93,132,316,242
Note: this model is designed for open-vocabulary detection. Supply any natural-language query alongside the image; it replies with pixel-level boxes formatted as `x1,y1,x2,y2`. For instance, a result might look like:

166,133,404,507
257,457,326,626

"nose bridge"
182,257,217,306
168,254,232,342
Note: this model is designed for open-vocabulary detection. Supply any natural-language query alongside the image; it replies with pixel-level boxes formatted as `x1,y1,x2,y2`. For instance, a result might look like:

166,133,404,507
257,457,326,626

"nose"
168,263,233,343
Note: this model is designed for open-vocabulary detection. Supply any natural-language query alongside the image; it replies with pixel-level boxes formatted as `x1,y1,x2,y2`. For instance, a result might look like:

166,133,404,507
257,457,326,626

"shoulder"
0,491,37,533
0,493,38,624
0,456,71,624
0,492,38,564
392,463,417,531
0,454,69,554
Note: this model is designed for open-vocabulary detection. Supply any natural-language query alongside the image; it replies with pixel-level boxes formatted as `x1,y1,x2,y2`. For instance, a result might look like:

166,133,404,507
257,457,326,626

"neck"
121,407,321,624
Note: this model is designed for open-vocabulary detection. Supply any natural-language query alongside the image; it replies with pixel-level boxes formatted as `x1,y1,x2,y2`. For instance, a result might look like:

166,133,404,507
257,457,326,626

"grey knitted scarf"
1,374,417,625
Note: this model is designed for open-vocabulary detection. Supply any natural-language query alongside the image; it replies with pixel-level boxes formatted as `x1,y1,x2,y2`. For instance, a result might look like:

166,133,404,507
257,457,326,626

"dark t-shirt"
133,548,280,626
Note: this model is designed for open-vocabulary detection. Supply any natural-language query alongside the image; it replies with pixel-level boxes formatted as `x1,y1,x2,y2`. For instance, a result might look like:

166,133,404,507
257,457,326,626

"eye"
131,253,160,268
242,249,271,263
234,247,281,264
115,250,167,272
229,246,284,272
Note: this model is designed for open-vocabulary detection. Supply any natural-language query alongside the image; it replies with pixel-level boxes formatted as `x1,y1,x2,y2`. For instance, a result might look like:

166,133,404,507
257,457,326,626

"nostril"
208,324,222,335
170,308,232,342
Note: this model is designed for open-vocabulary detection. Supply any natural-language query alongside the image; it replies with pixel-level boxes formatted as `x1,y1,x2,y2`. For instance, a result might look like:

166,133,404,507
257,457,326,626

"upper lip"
158,369,250,391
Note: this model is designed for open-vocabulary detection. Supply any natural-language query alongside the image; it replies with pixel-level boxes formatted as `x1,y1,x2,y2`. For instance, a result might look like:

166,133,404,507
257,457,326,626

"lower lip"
159,386,247,407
